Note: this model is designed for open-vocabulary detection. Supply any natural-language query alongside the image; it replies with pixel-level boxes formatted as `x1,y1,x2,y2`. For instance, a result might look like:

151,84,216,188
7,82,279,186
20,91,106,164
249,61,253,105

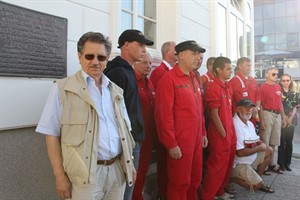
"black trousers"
278,126,295,167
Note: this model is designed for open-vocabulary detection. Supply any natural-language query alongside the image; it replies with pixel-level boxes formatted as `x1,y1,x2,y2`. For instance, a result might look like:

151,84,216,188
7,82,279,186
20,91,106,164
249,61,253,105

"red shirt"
135,73,156,137
191,70,205,96
260,83,282,111
200,71,214,90
150,62,170,89
205,78,234,137
228,72,261,113
155,65,206,149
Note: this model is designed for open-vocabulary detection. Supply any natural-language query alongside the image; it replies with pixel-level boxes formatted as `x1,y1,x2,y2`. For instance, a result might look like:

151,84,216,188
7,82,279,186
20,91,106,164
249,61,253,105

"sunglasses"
84,54,107,61
281,79,290,82
271,73,278,76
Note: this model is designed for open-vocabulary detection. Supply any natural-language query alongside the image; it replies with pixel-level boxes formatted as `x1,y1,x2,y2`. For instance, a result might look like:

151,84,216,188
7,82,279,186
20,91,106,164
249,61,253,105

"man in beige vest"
36,32,135,200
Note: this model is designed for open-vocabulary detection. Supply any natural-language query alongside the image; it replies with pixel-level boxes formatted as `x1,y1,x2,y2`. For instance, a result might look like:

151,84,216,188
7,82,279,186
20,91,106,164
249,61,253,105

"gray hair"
265,66,278,73
77,32,112,56
161,41,175,57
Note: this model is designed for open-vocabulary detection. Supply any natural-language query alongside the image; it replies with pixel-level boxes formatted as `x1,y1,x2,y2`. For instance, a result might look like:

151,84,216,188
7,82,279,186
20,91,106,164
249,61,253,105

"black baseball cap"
175,40,206,55
118,29,154,48
237,98,256,107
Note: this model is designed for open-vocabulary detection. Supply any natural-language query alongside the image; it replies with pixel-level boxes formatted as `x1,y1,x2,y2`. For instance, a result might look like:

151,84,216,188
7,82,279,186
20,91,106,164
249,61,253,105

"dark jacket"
104,56,144,142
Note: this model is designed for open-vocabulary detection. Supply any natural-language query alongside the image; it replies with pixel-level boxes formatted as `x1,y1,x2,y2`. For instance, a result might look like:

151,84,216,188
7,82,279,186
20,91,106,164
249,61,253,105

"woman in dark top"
278,74,299,171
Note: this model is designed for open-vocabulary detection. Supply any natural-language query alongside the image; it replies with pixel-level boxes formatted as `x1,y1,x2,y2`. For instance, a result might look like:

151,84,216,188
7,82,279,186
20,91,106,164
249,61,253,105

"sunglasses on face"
281,79,290,82
271,73,278,76
84,54,107,61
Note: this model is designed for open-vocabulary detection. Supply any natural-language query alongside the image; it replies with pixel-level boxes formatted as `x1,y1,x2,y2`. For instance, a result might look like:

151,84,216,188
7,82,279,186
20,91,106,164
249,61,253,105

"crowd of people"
36,29,300,200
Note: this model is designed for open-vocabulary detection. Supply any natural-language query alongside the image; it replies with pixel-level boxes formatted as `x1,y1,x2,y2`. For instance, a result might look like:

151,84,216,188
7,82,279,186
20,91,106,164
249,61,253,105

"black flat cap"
175,40,206,54
118,29,154,48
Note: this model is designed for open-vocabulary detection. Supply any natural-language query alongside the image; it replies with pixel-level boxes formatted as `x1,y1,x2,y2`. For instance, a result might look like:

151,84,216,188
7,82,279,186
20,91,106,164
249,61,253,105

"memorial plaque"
0,2,68,78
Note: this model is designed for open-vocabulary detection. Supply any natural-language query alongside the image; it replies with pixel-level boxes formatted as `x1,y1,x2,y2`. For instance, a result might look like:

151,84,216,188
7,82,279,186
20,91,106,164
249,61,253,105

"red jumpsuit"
150,61,170,198
200,71,214,90
150,62,170,89
201,78,236,200
132,73,156,200
228,72,261,114
155,65,206,200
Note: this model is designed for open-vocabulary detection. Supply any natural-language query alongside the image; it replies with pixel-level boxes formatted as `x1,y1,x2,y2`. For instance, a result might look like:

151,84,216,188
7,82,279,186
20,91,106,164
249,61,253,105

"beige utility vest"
57,71,135,186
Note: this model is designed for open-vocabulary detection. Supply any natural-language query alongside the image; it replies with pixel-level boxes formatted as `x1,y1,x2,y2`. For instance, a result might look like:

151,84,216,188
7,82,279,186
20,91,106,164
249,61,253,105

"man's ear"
177,52,185,60
216,67,222,75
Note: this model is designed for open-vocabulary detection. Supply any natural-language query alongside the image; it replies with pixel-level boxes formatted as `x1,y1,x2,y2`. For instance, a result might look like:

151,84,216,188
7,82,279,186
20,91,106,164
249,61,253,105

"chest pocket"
61,111,88,146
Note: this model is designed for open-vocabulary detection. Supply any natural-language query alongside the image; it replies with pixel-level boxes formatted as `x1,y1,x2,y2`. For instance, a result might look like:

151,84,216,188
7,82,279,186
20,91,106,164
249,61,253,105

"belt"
264,109,280,115
97,155,120,166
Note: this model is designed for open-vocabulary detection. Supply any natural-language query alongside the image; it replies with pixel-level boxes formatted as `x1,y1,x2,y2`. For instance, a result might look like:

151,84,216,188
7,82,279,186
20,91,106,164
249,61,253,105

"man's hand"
55,173,72,199
281,117,287,128
132,166,137,184
202,136,208,148
287,117,293,126
168,146,182,159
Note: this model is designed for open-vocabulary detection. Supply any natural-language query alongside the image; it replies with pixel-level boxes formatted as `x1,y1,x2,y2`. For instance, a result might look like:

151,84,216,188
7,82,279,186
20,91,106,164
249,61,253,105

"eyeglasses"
84,54,107,61
281,79,290,82
271,73,278,76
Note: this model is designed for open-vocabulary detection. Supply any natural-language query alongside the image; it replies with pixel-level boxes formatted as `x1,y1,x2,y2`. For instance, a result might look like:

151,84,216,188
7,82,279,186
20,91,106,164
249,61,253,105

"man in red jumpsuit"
132,52,156,200
192,51,205,96
201,57,236,200
150,41,177,88
155,40,208,200
200,57,216,90
150,41,177,200
228,57,261,126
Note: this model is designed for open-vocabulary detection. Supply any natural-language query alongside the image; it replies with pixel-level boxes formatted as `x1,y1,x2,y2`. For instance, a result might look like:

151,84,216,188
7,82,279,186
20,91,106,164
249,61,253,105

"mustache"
89,64,100,68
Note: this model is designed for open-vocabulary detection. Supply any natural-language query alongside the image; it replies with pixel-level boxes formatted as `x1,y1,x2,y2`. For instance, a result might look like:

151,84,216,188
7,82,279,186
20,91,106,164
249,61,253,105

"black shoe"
285,165,292,171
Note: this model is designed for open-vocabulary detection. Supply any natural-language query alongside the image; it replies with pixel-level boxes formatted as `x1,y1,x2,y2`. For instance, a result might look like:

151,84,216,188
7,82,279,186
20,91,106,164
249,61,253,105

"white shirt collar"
234,113,250,127
81,70,110,87
163,60,172,70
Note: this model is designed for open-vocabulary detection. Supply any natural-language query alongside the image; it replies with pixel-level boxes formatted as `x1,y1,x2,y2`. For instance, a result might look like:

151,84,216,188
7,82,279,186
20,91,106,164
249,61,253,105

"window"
237,19,244,57
263,19,274,34
274,2,286,18
286,17,298,32
287,33,298,48
121,1,133,31
230,14,238,61
217,4,227,56
286,1,297,17
263,4,274,19
254,20,263,35
255,36,264,52
246,26,251,57
275,18,286,33
121,0,157,48
254,5,262,20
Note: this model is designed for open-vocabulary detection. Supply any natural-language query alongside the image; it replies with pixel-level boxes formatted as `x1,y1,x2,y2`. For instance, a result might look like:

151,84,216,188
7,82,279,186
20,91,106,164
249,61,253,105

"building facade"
0,0,253,199
254,0,300,82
